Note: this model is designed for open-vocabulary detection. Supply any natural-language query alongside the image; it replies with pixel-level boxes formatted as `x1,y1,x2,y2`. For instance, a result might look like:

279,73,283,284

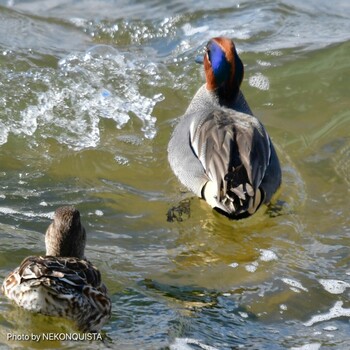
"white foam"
0,206,53,219
114,155,129,166
248,72,270,91
245,261,259,273
0,207,17,215
69,17,88,28
281,278,308,292
170,338,219,350
259,249,278,261
318,279,350,295
323,326,337,331
291,343,321,350
182,23,209,36
238,311,249,319
304,301,350,327
257,60,272,67
0,122,9,146
280,304,288,311
229,262,239,268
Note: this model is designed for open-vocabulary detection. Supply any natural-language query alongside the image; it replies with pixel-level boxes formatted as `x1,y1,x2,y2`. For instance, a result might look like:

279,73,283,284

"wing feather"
190,108,271,216
16,256,103,291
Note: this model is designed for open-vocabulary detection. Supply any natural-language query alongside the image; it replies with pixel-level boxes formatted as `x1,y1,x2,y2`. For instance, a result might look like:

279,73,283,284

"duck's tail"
203,165,264,219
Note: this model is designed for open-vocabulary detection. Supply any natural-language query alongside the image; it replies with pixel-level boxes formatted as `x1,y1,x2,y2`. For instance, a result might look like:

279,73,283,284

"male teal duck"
1,206,111,332
168,37,281,219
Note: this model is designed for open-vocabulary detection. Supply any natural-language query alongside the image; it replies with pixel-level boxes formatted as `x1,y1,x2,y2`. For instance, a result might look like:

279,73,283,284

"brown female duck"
2,206,111,332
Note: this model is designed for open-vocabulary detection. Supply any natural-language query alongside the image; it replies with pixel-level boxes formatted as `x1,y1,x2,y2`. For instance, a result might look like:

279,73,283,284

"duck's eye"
205,47,211,62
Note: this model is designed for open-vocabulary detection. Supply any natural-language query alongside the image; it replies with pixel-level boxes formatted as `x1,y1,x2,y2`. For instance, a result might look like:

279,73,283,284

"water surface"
0,0,349,349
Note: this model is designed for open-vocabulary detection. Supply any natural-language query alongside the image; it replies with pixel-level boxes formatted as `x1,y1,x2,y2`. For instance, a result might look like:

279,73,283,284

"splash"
4,45,164,149
69,17,178,45
0,121,9,145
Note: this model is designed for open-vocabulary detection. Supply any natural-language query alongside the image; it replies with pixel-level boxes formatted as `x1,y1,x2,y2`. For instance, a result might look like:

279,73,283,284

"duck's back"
2,256,111,332
191,108,271,216
168,86,281,218
168,86,250,194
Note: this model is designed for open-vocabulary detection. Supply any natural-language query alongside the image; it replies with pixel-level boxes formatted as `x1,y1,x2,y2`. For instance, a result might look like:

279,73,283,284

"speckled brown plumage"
1,206,111,332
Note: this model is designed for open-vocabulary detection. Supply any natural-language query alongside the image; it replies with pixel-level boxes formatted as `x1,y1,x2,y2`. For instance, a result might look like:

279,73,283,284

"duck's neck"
186,85,253,117
211,88,253,115
215,83,240,108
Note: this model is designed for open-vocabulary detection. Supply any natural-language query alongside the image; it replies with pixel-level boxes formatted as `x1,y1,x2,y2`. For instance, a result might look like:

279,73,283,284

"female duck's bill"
1,206,111,333
168,37,281,219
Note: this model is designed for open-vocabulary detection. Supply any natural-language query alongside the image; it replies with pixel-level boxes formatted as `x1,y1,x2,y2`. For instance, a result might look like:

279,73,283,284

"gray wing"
190,108,271,216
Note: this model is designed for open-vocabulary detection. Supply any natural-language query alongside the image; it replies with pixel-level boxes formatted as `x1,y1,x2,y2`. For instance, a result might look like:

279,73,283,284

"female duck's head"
45,206,86,259
201,37,244,103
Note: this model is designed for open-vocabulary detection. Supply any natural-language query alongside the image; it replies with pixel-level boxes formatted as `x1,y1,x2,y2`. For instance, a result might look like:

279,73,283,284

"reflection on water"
0,0,349,349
